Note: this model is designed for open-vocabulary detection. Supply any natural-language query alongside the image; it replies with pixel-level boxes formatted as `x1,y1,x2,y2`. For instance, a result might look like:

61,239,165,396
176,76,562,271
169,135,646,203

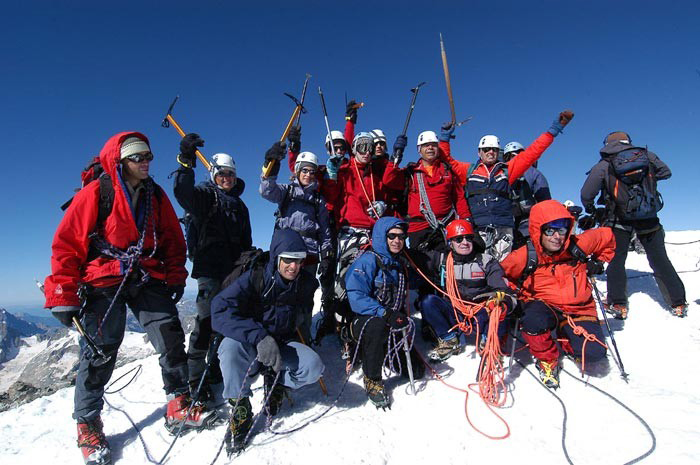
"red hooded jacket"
500,200,615,317
44,132,187,308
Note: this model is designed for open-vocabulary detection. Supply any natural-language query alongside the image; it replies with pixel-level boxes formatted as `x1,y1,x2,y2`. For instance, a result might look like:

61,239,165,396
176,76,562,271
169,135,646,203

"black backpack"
60,157,115,229
181,194,218,262
221,248,270,295
604,147,663,221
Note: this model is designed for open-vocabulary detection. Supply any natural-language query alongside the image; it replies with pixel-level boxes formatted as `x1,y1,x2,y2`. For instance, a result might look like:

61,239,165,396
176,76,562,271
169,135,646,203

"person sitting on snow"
500,200,616,389
412,219,517,362
345,217,424,410
211,228,324,455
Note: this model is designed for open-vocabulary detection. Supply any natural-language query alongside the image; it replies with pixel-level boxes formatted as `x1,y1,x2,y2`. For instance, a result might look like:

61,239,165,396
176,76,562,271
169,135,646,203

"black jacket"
174,166,253,279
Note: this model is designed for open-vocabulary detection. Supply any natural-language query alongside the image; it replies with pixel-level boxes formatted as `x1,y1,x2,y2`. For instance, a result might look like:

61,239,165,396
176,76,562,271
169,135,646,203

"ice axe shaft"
294,73,312,127
318,86,337,160
162,96,211,171
393,82,426,165
401,327,417,395
440,33,456,125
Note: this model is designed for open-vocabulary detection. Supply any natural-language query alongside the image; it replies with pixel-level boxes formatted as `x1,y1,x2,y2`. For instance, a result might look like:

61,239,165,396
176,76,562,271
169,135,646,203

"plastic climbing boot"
263,373,290,417
363,375,390,410
225,397,253,456
536,360,561,389
77,417,111,465
671,303,688,318
604,303,628,320
164,393,217,434
428,337,463,362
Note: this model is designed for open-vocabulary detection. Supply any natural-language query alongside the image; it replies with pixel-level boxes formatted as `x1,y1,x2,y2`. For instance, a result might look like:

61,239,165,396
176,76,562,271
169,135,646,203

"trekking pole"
318,86,336,160
392,81,426,166
505,317,521,378
401,327,417,395
161,95,212,171
589,277,629,382
295,328,329,396
262,77,310,178
35,279,111,367
439,33,456,125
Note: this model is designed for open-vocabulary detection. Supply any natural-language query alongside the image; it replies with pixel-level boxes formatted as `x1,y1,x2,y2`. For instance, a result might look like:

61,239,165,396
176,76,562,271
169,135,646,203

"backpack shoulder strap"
518,240,538,286
97,174,114,229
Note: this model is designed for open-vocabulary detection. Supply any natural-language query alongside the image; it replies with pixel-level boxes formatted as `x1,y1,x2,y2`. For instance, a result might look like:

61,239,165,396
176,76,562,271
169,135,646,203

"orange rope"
564,315,609,374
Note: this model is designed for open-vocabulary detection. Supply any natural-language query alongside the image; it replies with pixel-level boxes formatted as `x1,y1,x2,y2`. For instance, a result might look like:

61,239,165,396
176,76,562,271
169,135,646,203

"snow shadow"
104,402,164,464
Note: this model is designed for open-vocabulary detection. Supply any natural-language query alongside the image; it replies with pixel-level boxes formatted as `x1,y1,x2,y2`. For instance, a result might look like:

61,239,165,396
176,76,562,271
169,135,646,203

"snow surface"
1,231,699,465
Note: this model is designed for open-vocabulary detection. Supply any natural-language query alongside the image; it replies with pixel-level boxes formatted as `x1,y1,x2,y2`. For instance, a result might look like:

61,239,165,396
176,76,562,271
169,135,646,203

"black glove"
288,125,301,154
168,285,185,303
392,134,408,166
578,215,596,230
385,311,410,330
586,259,605,276
256,335,282,372
318,256,333,277
51,305,80,328
345,99,358,124
179,133,204,167
265,141,287,162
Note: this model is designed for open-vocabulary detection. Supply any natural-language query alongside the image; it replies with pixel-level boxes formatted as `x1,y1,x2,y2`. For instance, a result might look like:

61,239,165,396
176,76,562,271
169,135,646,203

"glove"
547,110,574,136
485,291,506,312
326,156,341,180
256,335,282,372
345,99,358,124
51,305,80,328
179,133,204,167
168,285,185,303
263,141,286,177
586,259,605,276
288,125,301,154
385,311,410,330
367,200,387,219
578,215,596,230
567,205,583,219
392,134,407,166
439,121,455,142
318,256,333,276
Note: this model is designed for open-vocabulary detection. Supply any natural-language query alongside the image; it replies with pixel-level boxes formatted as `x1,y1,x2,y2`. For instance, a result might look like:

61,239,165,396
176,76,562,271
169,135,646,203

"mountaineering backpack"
180,193,218,261
221,247,270,295
510,176,536,217
59,156,115,229
604,147,663,221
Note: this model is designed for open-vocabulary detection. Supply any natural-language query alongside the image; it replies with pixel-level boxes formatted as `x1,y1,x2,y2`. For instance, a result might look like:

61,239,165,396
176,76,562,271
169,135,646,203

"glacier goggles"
124,152,153,163
354,140,373,154
386,232,407,241
450,235,473,244
542,219,571,237
479,147,498,153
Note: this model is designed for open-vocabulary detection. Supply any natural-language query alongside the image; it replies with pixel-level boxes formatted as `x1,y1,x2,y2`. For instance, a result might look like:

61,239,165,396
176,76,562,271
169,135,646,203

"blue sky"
1,0,698,306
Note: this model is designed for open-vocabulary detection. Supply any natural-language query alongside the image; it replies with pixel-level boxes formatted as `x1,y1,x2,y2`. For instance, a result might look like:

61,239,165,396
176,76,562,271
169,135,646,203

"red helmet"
445,219,474,240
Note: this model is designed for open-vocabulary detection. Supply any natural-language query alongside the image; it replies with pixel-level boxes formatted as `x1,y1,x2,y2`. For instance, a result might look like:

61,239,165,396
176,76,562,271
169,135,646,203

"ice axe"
439,33,457,126
161,95,211,171
402,326,417,395
392,81,426,166
262,75,311,177
318,86,337,159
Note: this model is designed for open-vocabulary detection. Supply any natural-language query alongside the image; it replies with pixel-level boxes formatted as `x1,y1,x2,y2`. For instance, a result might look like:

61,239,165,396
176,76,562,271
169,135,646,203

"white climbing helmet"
478,135,500,150
325,130,347,154
504,141,524,154
416,130,439,149
370,129,387,143
210,153,236,183
294,151,319,173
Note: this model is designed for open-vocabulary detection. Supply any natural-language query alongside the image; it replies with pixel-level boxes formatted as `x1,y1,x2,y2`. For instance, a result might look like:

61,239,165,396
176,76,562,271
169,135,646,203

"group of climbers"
42,93,688,464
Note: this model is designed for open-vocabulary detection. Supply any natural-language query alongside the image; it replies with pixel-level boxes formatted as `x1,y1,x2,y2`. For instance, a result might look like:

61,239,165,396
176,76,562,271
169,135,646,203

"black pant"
188,277,223,392
606,226,686,306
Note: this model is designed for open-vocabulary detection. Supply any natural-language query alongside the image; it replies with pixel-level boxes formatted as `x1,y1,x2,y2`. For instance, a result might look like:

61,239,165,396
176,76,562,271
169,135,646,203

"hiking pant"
606,226,686,307
521,300,606,364
187,277,223,393
217,338,324,399
74,280,189,422
477,225,514,261
419,294,507,341
296,262,319,345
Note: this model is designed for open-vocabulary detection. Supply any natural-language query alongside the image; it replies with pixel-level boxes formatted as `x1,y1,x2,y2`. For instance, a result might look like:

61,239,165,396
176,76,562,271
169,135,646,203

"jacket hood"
528,200,575,259
99,131,150,184
371,216,407,260
600,140,634,158
268,228,307,268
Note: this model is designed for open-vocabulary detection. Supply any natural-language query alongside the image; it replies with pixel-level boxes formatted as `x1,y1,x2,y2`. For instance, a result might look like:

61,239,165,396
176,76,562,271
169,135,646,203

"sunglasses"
480,147,498,153
125,152,153,163
216,170,235,178
300,168,316,175
280,256,304,265
386,232,407,241
451,235,472,244
542,226,569,237
333,144,346,152
374,141,387,147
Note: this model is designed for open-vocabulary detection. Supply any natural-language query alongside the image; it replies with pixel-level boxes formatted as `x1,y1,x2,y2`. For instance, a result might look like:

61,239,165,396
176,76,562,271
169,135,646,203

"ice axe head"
411,82,426,94
284,92,307,114
161,95,180,128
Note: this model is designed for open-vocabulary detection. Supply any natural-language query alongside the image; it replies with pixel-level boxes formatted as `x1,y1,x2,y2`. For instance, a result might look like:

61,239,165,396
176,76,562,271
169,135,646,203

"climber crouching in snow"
211,228,324,455
500,200,616,389
345,217,425,410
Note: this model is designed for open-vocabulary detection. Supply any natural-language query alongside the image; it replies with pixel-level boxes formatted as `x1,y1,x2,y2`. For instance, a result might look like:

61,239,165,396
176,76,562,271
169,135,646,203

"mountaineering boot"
428,337,463,362
671,303,688,318
363,375,390,410
536,360,561,389
77,417,111,465
313,305,338,344
603,302,628,320
225,397,253,456
263,373,290,417
164,393,217,434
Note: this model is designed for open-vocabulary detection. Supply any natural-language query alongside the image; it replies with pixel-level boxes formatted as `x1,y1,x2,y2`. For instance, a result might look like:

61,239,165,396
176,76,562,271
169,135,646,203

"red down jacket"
500,200,615,317
44,131,187,308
